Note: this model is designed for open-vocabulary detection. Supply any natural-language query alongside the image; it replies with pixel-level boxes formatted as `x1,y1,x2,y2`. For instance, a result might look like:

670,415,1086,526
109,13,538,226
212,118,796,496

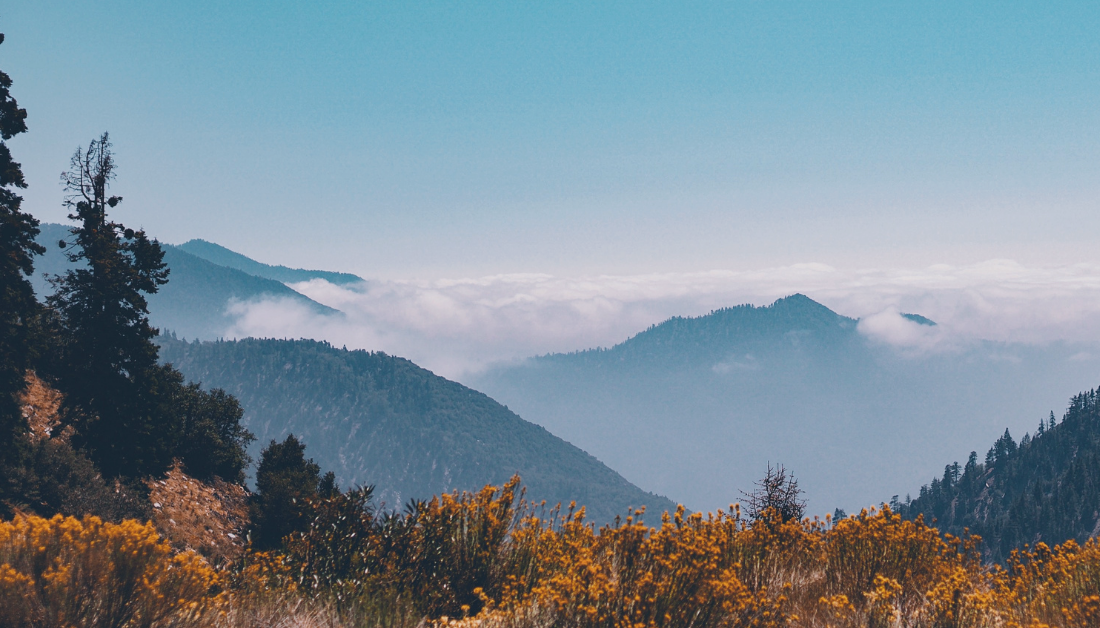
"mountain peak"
763,293,844,317
901,312,937,326
572,294,858,362
698,294,854,333
770,293,819,309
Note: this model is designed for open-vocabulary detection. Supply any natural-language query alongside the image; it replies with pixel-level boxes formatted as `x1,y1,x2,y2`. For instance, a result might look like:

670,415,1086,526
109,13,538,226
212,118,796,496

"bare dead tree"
740,463,806,523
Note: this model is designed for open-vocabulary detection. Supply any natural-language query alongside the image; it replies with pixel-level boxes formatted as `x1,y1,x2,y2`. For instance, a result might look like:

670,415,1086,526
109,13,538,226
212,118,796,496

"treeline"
896,386,1100,562
0,34,252,520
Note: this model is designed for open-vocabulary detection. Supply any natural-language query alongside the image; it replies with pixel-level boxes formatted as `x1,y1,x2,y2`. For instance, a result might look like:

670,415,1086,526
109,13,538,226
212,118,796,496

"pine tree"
165,376,254,483
250,434,324,550
48,133,171,477
900,387,1100,562
964,451,979,475
41,134,253,484
0,31,42,470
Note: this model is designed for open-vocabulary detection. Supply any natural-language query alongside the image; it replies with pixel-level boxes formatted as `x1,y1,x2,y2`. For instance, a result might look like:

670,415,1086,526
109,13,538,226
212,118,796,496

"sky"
5,1,1100,281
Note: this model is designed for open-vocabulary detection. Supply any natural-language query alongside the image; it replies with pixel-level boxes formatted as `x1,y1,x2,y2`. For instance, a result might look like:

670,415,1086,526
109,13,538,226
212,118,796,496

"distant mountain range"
33,221,1100,536
34,224,677,520
177,239,364,286
32,224,344,340
468,295,1100,515
158,336,675,522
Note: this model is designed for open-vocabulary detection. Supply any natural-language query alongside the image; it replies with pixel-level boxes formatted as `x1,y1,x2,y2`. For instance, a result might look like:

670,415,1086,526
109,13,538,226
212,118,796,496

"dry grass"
147,462,249,566
18,371,64,442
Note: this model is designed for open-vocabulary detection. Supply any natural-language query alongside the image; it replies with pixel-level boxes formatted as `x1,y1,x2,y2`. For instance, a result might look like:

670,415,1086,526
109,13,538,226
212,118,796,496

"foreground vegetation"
2,477,1100,628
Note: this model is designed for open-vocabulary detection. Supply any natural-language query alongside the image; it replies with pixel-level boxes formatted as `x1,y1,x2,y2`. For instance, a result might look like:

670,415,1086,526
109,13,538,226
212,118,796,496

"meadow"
1,476,1098,628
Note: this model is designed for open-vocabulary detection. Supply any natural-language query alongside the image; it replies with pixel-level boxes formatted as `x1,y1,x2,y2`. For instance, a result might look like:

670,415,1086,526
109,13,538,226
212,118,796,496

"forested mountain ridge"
32,223,338,339
541,294,859,367
470,295,1100,516
178,239,364,285
897,386,1100,562
158,336,676,523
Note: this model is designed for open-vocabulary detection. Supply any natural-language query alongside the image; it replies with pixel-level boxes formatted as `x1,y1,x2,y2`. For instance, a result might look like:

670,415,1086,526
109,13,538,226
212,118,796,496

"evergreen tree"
163,374,254,483
250,434,324,550
0,31,41,472
964,451,979,475
900,387,1100,562
48,133,172,477
39,134,252,484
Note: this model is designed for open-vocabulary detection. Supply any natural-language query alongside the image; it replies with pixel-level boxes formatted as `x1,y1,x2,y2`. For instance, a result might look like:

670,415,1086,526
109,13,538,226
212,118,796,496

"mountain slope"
158,336,675,523
151,247,338,339
898,386,1100,562
545,294,859,367
32,224,337,339
469,295,1100,516
178,239,364,285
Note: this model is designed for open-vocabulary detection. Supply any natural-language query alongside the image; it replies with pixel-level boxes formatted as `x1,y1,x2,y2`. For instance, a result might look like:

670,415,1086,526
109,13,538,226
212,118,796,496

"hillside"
32,224,338,339
158,336,675,523
469,295,1100,516
178,239,364,285
897,385,1100,562
543,294,859,368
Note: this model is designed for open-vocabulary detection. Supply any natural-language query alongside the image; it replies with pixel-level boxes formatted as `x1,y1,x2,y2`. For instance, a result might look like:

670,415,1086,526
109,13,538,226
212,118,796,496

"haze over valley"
29,227,1100,515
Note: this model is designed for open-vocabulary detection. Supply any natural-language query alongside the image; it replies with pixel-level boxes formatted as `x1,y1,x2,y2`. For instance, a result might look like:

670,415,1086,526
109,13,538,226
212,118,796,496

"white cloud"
856,308,946,353
220,260,1100,379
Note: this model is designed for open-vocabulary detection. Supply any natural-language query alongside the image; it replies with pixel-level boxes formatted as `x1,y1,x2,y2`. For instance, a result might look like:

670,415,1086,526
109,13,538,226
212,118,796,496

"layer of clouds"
856,308,947,353
223,259,1100,379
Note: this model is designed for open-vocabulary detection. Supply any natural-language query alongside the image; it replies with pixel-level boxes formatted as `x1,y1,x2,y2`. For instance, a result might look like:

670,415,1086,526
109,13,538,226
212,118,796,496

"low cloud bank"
222,259,1100,379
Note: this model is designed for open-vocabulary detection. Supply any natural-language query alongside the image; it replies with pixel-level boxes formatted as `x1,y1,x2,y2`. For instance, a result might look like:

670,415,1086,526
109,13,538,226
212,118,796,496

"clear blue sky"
4,2,1099,277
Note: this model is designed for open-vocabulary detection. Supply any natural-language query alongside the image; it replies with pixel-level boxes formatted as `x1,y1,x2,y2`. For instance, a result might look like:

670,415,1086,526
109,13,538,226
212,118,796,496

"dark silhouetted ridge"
546,294,859,366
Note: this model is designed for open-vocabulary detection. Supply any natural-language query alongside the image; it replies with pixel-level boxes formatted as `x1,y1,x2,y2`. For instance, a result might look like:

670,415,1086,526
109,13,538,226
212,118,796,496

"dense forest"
897,386,1100,562
158,335,676,523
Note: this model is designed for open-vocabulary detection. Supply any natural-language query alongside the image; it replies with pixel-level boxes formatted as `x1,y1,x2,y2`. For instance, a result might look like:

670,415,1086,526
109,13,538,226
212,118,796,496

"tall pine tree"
0,32,42,469
45,134,253,483
48,133,172,477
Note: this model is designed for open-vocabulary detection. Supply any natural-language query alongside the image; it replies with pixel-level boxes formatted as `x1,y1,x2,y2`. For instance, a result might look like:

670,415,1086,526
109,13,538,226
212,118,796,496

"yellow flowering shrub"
995,538,1100,628
819,507,988,626
0,514,218,628
468,505,787,628
10,478,1100,628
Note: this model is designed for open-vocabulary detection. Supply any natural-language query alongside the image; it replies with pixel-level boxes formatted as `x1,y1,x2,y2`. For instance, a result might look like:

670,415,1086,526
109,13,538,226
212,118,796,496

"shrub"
996,538,1100,628
0,514,217,627
12,437,150,522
